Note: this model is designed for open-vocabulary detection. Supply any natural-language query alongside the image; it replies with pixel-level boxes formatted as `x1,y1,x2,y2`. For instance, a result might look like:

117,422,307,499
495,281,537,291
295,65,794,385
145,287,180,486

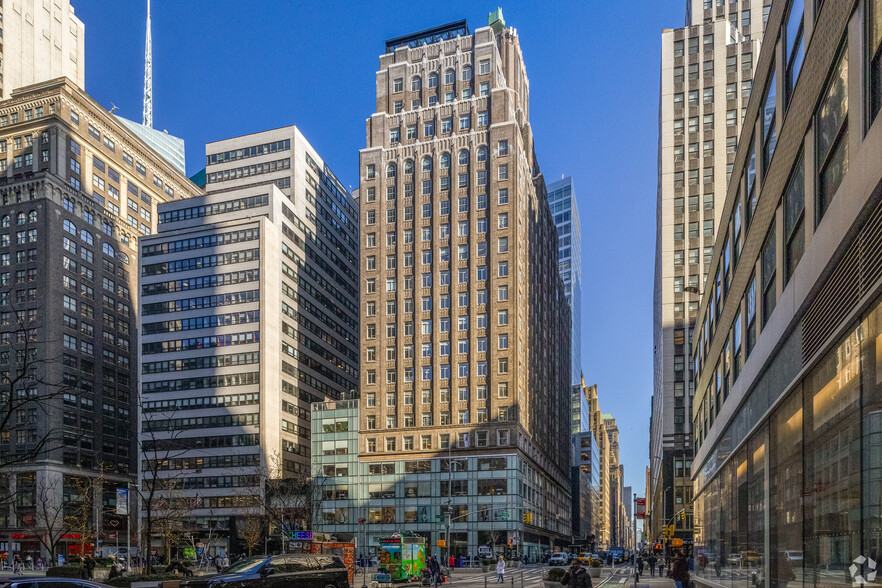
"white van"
548,553,570,567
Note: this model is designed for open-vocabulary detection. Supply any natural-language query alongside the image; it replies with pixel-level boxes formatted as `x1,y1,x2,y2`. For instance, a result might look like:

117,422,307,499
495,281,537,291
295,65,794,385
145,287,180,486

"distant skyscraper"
0,0,85,99
547,177,581,385
650,0,767,547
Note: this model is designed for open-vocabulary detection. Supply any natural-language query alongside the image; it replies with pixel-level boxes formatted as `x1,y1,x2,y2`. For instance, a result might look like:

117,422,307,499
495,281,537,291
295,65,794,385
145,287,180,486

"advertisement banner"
116,488,128,516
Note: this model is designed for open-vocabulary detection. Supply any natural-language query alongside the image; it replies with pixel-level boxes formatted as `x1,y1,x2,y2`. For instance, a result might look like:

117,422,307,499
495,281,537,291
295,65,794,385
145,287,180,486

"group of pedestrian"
634,549,690,588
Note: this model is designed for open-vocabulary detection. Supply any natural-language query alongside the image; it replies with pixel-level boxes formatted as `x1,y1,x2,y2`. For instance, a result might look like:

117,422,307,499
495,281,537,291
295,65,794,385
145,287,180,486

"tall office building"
0,0,85,100
349,11,572,557
691,0,882,585
571,431,600,547
650,0,769,547
603,415,623,548
138,127,358,554
546,176,581,385
0,77,200,558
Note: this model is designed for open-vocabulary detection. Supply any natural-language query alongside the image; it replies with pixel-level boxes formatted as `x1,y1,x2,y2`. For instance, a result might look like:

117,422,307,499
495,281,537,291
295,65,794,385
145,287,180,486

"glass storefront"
694,295,882,587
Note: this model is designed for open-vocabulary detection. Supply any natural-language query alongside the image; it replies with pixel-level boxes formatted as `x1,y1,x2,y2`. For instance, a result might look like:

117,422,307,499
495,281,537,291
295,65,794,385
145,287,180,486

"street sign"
635,498,646,520
672,539,683,547
500,511,510,519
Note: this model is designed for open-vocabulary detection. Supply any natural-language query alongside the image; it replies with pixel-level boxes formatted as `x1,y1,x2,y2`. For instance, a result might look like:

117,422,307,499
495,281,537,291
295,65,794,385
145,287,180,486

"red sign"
10,533,39,539
635,498,646,520
61,534,82,539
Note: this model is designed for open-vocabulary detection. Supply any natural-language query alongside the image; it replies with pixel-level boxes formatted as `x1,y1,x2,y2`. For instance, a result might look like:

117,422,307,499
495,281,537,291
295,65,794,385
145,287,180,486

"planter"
542,581,563,588
588,567,601,578
509,561,519,569
481,566,491,573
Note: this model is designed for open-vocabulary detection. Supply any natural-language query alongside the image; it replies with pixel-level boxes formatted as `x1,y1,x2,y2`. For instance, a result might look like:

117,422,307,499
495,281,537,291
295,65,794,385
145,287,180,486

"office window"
761,221,777,327
674,40,684,57
784,155,806,283
816,46,849,224
703,219,713,237
689,37,698,54
870,0,882,123
784,0,805,102
674,66,684,84
703,88,713,104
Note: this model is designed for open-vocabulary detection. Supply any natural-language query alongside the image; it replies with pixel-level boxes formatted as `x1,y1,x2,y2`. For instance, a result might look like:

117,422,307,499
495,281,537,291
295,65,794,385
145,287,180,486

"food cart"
376,536,426,582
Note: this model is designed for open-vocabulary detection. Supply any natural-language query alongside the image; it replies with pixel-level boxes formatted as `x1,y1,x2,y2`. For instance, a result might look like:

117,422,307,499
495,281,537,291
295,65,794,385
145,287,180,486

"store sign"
288,531,312,541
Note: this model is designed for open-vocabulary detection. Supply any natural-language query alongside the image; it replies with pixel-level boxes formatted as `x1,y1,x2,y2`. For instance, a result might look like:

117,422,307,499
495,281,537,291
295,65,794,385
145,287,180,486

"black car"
180,554,348,588
0,580,113,588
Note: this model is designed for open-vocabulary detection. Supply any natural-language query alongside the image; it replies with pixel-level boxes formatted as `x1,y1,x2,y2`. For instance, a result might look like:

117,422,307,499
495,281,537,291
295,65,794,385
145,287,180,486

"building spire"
143,0,153,128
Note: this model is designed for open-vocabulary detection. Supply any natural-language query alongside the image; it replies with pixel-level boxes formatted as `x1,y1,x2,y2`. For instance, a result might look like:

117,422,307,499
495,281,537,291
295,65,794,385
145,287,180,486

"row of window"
364,214,510,250
205,158,290,185
672,53,753,84
0,105,51,126
206,139,290,166
365,429,510,453
364,285,509,316
366,143,509,181
388,112,490,143
365,384,511,406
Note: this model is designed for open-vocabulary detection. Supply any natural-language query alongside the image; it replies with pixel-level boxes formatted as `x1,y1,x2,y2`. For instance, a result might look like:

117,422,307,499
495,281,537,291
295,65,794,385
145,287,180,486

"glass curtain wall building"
547,177,581,385
691,0,882,586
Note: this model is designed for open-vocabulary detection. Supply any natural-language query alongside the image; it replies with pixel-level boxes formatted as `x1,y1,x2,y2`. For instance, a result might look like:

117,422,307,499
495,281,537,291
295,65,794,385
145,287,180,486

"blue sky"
75,0,683,496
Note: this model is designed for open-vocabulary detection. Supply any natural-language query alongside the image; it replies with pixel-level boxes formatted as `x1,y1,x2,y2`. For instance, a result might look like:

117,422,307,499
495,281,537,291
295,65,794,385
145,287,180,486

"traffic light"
508,539,513,547
523,512,533,524
437,540,447,548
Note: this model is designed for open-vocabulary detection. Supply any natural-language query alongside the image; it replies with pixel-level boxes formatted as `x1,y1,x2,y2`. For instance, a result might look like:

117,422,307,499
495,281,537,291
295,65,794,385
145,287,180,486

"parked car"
0,580,113,588
180,554,348,588
548,553,570,567
784,550,803,562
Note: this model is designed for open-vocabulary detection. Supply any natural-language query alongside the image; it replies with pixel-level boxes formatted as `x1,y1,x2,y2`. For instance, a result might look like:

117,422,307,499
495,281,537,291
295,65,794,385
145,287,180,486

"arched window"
428,73,439,88
80,230,93,245
458,150,470,165
1,216,9,228
444,69,455,85
16,212,25,225
27,210,36,223
476,146,488,162
440,153,451,169
404,159,415,175
422,156,433,172
386,163,397,178
102,243,115,257
63,219,76,235
411,77,422,91
462,66,472,81
118,252,130,265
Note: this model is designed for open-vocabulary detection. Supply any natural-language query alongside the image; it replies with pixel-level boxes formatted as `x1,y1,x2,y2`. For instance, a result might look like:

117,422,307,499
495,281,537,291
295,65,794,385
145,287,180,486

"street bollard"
510,574,514,588
484,575,488,588
520,571,524,588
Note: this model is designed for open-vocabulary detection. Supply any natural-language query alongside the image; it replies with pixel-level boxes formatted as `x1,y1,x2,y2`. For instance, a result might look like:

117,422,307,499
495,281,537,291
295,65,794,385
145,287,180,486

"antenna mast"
143,0,153,128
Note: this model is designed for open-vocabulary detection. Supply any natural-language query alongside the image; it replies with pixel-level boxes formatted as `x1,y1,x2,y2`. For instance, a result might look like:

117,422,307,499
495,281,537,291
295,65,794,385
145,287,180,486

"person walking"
636,553,644,579
668,549,691,588
648,553,657,576
84,555,96,579
496,556,506,583
12,554,22,575
430,555,442,588
561,558,593,588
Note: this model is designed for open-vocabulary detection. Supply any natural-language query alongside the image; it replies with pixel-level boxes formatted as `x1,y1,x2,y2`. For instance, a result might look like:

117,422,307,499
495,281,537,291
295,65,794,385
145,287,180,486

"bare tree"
262,452,324,547
0,311,76,495
488,530,502,558
135,397,189,573
239,512,264,557
64,469,106,560
31,476,72,559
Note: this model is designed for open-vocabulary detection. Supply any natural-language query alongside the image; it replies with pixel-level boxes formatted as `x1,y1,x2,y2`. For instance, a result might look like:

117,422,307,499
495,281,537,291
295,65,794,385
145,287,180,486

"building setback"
546,176,581,386
0,77,200,558
312,12,572,558
650,0,769,548
691,0,882,585
139,126,358,553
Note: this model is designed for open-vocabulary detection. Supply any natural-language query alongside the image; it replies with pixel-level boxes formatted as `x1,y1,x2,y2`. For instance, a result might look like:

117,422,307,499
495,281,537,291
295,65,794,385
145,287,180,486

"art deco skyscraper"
650,0,769,546
355,11,572,556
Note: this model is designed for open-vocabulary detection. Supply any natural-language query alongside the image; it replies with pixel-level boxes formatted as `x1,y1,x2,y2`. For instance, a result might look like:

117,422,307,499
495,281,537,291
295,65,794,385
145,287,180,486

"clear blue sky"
75,0,683,496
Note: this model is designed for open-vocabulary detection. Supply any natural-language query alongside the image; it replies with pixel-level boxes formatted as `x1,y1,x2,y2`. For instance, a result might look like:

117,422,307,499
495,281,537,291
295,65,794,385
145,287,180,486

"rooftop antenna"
109,103,119,115
143,0,153,128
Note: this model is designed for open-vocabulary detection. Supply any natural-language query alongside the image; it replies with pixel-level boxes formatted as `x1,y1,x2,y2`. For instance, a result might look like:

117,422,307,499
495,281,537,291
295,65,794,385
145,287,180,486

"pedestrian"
658,555,666,576
430,555,442,588
496,555,505,583
668,549,690,588
561,557,593,588
12,554,22,575
648,553,657,576
84,555,96,579
636,553,644,577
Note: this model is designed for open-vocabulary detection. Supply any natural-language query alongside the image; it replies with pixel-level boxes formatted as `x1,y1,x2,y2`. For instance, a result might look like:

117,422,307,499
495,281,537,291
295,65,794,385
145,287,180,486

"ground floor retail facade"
693,291,882,587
